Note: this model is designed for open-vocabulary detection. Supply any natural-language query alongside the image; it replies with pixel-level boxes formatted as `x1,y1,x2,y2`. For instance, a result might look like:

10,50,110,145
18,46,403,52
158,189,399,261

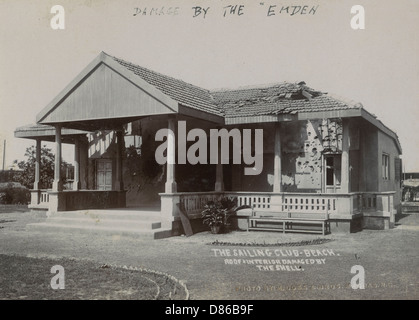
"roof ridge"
210,81,296,93
104,52,314,98
108,53,213,95
103,52,362,111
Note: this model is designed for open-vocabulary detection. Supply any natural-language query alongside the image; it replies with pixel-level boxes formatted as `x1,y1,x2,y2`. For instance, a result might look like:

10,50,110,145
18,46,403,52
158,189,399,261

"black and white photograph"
0,0,418,307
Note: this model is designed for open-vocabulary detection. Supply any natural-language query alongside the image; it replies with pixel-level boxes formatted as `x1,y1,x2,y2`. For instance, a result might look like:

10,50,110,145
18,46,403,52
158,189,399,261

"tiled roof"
210,82,303,104
109,53,362,120
110,54,222,116
211,83,361,119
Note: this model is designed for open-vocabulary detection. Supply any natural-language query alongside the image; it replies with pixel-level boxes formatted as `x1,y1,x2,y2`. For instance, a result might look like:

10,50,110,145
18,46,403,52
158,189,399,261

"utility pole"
2,140,5,171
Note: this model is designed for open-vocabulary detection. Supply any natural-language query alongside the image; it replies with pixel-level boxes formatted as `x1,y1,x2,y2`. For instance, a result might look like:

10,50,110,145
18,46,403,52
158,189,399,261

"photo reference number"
165,304,253,317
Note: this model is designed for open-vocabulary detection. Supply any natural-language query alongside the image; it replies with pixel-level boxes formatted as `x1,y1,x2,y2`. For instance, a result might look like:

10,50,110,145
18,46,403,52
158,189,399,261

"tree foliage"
13,145,70,189
124,143,163,193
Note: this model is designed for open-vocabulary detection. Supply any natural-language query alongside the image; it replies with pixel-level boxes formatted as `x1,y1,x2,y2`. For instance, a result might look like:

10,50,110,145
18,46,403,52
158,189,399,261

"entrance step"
43,217,162,230
26,208,173,239
26,222,173,239
53,209,162,221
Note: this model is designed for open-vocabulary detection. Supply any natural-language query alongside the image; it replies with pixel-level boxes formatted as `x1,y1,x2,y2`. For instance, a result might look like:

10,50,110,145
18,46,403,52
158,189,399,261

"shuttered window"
382,154,390,180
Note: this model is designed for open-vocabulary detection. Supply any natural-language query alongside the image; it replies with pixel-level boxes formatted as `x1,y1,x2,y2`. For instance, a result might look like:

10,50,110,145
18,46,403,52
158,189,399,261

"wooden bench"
248,211,330,235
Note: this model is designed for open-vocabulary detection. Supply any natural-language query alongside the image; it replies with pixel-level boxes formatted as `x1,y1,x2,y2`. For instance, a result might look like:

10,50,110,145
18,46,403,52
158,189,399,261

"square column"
214,130,224,192
270,123,283,211
165,117,177,193
79,136,88,189
34,139,41,190
273,123,282,193
341,119,350,193
52,125,63,192
73,138,81,190
215,163,224,192
115,130,125,191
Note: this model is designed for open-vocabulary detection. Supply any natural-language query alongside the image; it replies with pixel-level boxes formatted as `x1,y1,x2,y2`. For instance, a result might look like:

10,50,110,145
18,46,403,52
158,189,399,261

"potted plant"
202,197,240,234
202,200,226,234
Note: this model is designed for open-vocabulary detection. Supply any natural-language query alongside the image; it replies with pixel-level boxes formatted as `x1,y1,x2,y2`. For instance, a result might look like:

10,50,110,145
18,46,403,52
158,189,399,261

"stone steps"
26,208,173,239
26,222,172,239
44,217,162,229
51,209,162,221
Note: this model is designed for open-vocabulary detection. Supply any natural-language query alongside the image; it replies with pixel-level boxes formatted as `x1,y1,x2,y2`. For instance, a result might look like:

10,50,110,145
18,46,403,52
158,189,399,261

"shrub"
0,183,30,204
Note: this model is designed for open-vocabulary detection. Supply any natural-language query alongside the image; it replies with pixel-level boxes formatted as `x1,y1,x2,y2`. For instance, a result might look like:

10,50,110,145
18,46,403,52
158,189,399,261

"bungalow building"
15,52,402,238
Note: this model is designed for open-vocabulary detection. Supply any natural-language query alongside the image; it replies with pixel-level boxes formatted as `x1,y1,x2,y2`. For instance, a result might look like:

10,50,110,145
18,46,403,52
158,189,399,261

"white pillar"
215,134,224,192
115,130,124,191
273,123,282,193
165,117,177,193
52,125,62,192
79,136,88,190
341,118,350,193
34,139,41,190
215,164,224,192
73,138,80,191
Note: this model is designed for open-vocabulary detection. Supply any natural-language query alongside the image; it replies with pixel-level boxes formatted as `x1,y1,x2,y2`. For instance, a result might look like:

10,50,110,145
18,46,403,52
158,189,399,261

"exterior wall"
359,123,378,192
281,120,324,193
231,159,274,192
348,119,361,192
230,123,274,192
230,120,345,193
349,150,360,192
377,130,401,191
357,119,402,218
377,130,402,213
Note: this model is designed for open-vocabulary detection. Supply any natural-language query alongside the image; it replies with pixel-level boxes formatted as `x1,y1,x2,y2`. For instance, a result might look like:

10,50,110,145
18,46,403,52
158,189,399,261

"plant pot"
210,225,221,234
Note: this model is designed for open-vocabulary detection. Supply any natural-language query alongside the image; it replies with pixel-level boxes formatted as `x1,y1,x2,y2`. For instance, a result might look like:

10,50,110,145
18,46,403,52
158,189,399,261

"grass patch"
0,205,28,214
0,254,187,300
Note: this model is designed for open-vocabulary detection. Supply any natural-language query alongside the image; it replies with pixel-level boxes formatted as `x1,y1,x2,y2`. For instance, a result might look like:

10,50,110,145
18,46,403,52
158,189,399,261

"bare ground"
0,205,418,300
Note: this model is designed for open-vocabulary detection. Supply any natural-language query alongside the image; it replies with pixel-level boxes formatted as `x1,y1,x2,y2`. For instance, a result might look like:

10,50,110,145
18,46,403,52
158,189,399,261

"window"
325,154,341,191
382,153,390,180
124,134,142,155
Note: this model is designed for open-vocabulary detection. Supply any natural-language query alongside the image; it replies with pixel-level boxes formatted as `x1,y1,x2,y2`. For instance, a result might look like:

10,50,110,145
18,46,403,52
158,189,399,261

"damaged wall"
281,119,343,192
231,119,346,193
319,119,343,153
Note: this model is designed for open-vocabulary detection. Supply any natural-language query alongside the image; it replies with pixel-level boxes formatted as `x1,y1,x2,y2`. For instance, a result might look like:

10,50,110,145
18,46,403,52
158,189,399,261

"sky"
0,0,418,171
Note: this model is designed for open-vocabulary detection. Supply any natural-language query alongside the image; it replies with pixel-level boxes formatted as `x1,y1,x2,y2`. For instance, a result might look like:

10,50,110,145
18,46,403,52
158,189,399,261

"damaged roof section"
110,52,361,121
210,82,360,119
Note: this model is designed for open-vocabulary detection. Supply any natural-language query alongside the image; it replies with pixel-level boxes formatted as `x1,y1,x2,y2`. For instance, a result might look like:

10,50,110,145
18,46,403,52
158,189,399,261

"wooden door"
96,160,112,190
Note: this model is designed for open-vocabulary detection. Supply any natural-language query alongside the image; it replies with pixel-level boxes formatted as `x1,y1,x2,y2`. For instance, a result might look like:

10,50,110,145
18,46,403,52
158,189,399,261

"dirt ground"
0,205,418,300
